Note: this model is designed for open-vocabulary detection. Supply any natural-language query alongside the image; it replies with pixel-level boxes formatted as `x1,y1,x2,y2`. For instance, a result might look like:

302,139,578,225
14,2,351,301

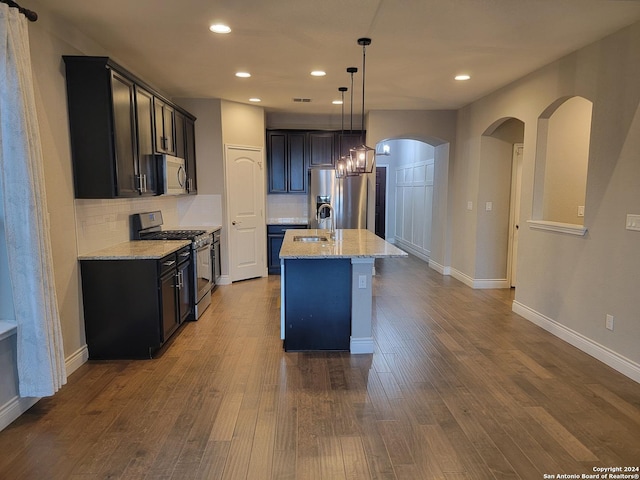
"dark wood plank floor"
1,255,639,479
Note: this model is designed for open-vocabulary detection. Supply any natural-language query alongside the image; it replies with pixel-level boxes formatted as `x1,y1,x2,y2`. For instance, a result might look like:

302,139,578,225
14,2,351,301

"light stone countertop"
279,229,408,259
78,240,191,260
266,218,308,225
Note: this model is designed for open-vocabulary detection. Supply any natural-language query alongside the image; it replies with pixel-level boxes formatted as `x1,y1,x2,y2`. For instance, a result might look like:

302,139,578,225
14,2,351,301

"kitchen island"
279,228,407,353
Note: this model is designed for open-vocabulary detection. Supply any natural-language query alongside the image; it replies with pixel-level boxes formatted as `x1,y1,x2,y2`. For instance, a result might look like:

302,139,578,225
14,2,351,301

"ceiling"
29,0,640,115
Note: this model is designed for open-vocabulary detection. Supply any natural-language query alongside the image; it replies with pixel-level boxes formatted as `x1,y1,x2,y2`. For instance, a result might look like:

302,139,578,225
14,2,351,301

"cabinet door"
134,85,158,195
110,71,139,197
267,131,287,193
308,131,335,167
338,132,364,159
174,110,186,159
184,117,197,194
267,234,284,274
160,270,179,342
154,98,176,155
288,132,307,193
177,260,192,323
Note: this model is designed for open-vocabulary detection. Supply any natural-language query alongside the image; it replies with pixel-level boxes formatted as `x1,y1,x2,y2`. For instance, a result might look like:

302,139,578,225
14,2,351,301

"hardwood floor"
1,255,639,479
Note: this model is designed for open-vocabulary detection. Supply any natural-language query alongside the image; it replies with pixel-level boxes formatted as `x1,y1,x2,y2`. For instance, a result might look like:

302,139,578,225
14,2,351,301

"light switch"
486,202,493,211
467,201,473,211
626,214,640,231
577,206,585,217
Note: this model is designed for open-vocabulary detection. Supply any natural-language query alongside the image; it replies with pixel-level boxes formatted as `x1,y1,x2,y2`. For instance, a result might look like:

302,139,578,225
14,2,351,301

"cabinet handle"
142,174,147,192
180,252,190,258
163,260,176,267
178,271,184,288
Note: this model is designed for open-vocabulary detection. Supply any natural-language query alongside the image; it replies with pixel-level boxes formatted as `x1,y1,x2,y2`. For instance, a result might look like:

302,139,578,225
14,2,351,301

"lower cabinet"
267,224,307,274
80,246,192,359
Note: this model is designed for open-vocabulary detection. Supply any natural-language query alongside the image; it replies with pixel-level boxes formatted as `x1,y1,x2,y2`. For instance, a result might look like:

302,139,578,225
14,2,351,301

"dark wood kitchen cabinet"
267,130,307,193
154,97,176,155
267,224,307,274
80,246,192,359
63,56,197,199
175,111,198,194
308,131,336,167
266,130,367,193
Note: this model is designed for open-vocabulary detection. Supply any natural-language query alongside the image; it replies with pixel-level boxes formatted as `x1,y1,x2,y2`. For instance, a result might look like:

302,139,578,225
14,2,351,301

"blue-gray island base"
279,229,408,353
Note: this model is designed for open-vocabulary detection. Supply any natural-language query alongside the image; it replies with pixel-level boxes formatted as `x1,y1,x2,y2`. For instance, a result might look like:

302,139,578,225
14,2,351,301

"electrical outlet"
358,275,366,289
606,314,614,331
467,201,473,211
626,214,640,231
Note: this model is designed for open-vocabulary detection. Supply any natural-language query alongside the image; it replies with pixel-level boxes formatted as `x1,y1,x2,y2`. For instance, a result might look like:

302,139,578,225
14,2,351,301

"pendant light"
335,86,349,179
345,67,359,176
349,37,375,174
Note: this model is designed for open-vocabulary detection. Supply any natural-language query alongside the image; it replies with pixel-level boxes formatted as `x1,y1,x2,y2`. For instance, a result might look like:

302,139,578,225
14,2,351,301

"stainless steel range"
132,211,212,319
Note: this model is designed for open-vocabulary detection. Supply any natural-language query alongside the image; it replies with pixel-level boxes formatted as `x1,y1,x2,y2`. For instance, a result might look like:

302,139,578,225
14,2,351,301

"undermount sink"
293,235,328,243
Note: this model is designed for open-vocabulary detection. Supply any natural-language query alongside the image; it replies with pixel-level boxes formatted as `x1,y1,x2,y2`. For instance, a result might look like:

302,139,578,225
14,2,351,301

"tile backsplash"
266,194,308,223
74,196,179,255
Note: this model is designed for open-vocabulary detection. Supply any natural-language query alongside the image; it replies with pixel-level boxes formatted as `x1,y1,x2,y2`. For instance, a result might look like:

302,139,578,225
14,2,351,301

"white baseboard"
512,301,640,384
450,268,509,289
450,268,474,288
428,260,451,276
350,336,374,354
65,344,89,376
217,275,232,286
0,396,38,432
0,344,89,432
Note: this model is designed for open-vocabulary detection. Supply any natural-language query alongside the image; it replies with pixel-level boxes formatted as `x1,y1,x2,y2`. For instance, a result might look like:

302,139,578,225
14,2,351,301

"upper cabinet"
153,97,176,156
266,129,366,194
175,111,198,194
63,56,197,199
308,131,335,168
267,130,307,194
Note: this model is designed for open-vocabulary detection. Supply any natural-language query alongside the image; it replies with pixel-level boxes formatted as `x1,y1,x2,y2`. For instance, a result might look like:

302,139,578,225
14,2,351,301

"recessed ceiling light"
332,100,343,105
235,72,251,78
455,74,471,81
249,98,261,103
310,71,326,77
209,24,231,34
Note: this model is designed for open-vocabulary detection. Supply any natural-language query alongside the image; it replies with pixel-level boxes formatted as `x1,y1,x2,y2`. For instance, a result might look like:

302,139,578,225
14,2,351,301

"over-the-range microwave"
158,154,187,195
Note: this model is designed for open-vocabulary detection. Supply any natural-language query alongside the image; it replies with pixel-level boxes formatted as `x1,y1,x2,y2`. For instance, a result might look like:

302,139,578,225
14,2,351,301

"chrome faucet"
317,203,335,239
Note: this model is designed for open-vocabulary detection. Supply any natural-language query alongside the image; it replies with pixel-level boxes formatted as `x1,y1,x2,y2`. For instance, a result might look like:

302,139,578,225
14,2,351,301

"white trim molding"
527,220,587,236
350,336,374,354
450,268,509,289
428,260,451,276
0,344,89,432
513,301,640,384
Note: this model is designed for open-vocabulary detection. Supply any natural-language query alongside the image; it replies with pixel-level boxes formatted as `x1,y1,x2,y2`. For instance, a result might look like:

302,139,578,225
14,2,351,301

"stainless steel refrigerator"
308,169,368,229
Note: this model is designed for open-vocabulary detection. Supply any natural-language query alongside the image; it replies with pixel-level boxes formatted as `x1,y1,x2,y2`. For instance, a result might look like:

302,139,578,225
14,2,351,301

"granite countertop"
279,229,408,259
267,218,308,225
78,240,191,260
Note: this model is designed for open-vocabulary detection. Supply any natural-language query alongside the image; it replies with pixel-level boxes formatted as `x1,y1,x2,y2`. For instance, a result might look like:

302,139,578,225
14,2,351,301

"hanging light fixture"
345,67,359,176
335,86,349,179
350,37,375,174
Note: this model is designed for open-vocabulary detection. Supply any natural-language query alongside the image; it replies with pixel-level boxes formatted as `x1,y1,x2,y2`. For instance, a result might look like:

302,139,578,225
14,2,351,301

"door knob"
232,220,242,226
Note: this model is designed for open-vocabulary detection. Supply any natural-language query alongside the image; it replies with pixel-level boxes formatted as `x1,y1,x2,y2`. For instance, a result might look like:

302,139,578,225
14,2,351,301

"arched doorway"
375,138,436,262
480,117,525,287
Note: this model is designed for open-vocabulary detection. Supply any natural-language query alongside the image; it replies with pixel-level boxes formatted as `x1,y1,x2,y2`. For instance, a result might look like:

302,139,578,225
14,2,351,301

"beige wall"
540,96,592,224
454,22,640,366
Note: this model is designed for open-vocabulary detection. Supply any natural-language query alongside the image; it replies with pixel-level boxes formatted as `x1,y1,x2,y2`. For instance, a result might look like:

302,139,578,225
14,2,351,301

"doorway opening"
479,117,525,288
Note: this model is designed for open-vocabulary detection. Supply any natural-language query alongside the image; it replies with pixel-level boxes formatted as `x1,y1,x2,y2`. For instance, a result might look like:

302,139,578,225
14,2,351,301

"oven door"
194,242,212,317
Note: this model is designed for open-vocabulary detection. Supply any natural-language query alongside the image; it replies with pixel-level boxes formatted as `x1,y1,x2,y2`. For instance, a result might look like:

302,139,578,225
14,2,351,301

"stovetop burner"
140,229,206,241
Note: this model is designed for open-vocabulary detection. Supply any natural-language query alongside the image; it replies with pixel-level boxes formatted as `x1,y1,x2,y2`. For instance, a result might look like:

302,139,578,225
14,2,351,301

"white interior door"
225,145,266,282
508,144,523,287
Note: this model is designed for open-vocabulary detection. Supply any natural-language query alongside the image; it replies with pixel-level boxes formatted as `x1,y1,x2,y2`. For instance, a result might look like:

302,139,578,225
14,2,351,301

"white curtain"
0,4,66,397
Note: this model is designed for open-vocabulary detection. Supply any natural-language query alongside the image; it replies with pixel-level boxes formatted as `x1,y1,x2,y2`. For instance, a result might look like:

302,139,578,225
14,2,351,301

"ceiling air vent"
292,98,312,103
